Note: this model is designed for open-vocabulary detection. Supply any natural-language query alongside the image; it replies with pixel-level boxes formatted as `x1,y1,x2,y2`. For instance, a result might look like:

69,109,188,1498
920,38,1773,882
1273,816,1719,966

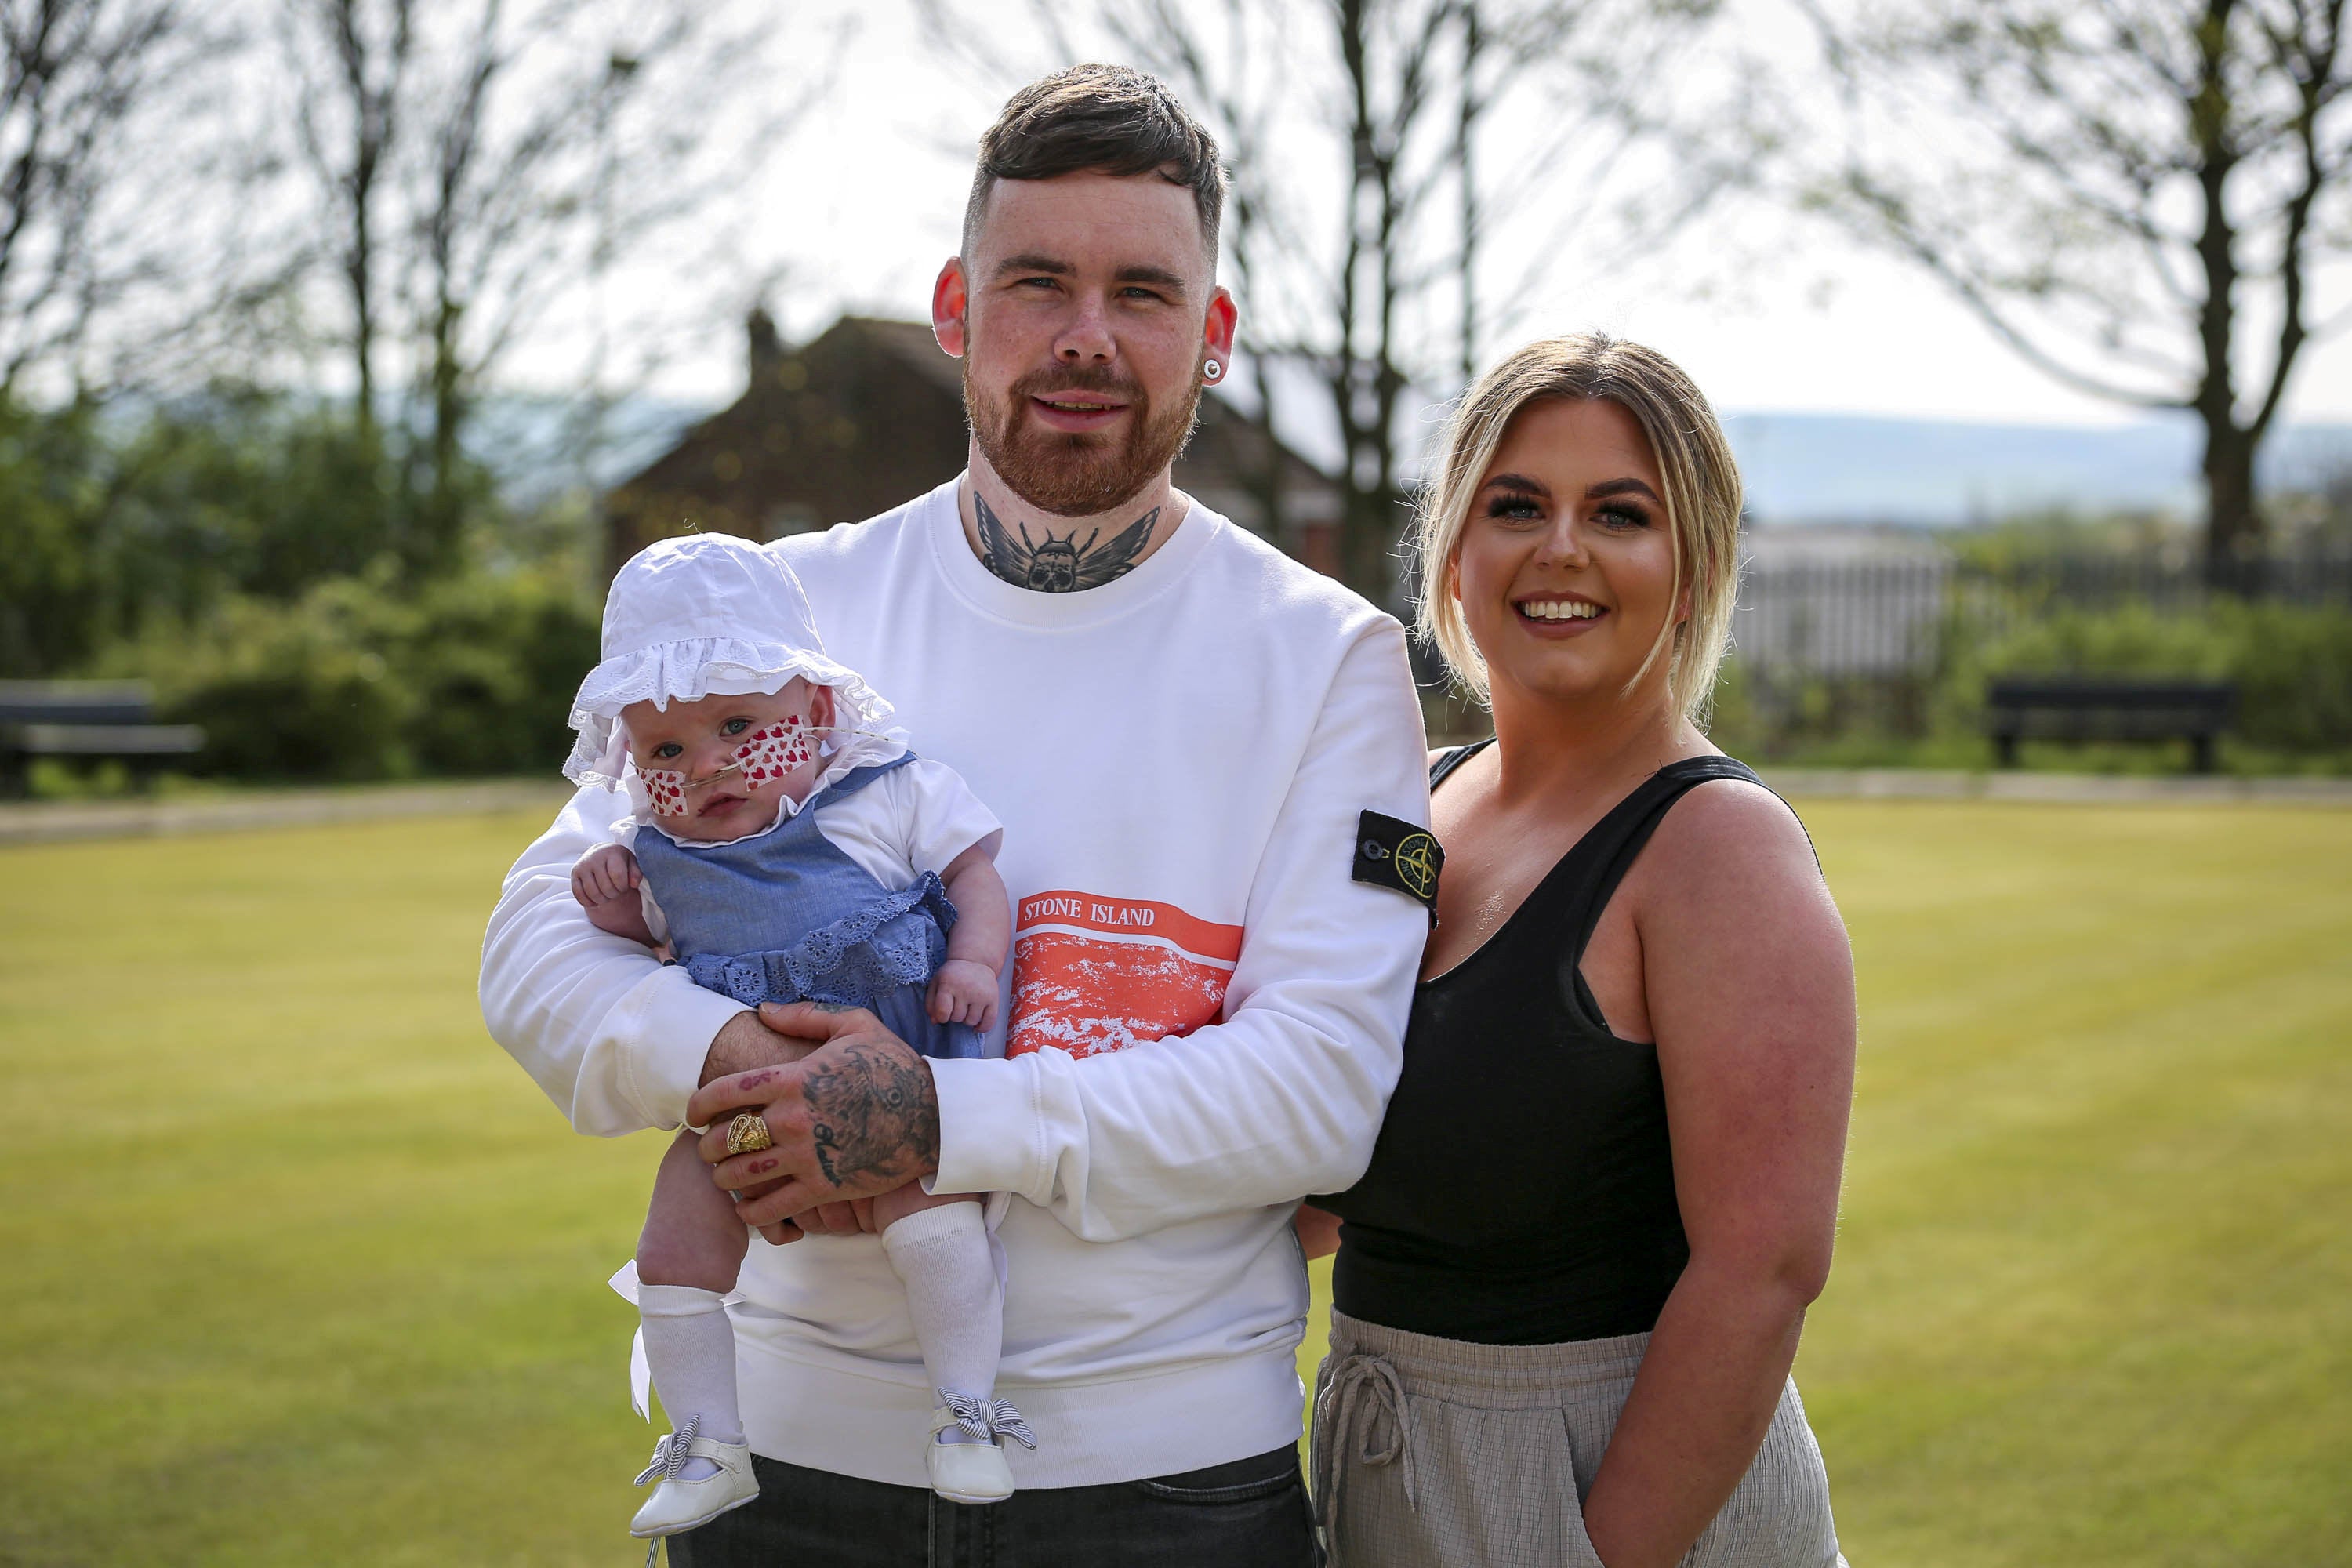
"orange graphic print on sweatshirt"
1007,891,1243,1060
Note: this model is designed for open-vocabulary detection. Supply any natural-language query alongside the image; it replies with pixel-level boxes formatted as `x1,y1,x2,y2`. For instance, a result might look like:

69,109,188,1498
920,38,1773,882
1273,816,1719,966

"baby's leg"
875,1186,1002,1443
637,1127,749,1291
635,1130,751,1471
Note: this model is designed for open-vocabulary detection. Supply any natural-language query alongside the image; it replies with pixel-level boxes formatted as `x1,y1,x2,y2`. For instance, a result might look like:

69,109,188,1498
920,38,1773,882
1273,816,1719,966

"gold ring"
725,1112,775,1156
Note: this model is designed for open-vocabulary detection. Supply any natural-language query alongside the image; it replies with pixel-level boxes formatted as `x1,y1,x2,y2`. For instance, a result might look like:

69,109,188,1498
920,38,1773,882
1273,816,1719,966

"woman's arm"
1577,782,1856,1568
1295,1202,1343,1261
483,787,759,1134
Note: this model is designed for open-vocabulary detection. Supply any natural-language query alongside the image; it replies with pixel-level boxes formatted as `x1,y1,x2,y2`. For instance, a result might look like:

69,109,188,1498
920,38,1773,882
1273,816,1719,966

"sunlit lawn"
3,799,2347,1566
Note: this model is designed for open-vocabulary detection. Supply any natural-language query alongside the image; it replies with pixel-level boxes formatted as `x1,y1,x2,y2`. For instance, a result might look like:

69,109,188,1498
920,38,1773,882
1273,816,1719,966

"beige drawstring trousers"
1311,1309,1847,1568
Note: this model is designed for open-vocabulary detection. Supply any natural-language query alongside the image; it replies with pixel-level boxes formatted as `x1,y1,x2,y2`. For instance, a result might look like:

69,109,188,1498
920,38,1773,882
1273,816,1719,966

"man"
481,64,1430,1565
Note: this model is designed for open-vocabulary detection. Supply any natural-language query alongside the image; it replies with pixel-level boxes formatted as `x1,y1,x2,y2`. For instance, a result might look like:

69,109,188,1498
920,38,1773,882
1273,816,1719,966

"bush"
1944,598,2352,753
122,579,418,782
0,401,112,676
103,567,598,783
2210,600,2352,752
401,572,601,775
1,387,528,680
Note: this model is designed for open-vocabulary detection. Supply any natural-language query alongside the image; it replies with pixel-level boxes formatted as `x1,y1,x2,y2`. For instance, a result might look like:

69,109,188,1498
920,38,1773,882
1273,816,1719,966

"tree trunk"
347,230,376,444
1334,0,1382,604
2187,0,2256,587
1339,456,1399,601
2201,419,2260,589
1240,350,1288,546
1457,0,1480,384
420,289,465,578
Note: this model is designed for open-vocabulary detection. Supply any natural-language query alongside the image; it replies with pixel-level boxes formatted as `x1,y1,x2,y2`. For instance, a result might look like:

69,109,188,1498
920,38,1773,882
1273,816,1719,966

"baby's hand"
572,844,641,908
927,959,999,1031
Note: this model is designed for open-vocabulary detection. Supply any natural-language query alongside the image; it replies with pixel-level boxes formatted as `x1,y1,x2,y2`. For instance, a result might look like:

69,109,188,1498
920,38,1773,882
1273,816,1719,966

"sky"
571,0,2352,434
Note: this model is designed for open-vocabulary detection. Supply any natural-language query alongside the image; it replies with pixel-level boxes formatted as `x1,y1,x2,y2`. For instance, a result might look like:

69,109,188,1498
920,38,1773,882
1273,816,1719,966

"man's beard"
965,360,1202,518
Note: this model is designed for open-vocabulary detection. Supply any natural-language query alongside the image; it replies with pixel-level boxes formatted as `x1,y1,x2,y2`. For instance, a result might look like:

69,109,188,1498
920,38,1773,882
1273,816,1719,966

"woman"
1301,334,1854,1568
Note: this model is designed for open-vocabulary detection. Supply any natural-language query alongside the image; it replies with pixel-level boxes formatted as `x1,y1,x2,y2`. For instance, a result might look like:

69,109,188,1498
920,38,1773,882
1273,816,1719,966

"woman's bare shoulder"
1634,775,1853,1062
1639,775,1825,909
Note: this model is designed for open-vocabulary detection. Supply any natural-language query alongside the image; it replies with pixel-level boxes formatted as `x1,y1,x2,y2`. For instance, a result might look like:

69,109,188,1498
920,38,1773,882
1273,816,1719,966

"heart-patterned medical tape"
632,717,819,814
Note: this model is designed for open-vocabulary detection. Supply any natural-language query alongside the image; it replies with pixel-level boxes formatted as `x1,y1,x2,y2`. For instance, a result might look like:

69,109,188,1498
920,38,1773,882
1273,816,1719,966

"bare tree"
401,2,796,575
0,0,210,397
270,0,809,576
1803,0,2352,581
280,0,411,443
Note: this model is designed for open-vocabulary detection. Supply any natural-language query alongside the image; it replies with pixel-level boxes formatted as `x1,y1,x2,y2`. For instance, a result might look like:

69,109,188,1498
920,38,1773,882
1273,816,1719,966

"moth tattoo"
975,492,1160,593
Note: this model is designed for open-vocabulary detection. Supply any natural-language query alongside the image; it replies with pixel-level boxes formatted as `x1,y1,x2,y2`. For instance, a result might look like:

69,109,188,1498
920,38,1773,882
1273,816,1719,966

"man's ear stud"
1204,358,1222,380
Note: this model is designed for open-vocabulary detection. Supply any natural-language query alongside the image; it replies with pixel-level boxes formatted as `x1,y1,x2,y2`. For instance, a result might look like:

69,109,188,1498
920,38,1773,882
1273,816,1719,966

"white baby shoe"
630,1416,759,1537
927,1392,1036,1506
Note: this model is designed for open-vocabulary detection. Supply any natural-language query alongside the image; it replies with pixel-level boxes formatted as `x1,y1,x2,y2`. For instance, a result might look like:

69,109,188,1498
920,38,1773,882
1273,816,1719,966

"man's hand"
696,1004,841,1242
688,1002,942,1243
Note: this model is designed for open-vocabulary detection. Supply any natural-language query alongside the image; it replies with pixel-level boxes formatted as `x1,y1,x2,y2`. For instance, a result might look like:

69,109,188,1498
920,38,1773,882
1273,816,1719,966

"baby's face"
623,678,833,840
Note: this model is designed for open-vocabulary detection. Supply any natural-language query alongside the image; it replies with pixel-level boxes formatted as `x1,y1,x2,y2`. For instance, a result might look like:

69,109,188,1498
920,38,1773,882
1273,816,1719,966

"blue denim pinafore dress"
630,752,982,1060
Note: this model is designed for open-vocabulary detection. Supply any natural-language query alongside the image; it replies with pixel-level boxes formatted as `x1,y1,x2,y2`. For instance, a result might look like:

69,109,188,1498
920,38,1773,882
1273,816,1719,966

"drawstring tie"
1313,1348,1418,1541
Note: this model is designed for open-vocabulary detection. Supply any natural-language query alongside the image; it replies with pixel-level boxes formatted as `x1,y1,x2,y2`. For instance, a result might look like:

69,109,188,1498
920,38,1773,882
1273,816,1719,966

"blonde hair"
1413,332,1744,723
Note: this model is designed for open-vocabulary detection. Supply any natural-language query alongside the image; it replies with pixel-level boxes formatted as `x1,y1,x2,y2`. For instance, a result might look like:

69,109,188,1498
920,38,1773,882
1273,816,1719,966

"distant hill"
1219,354,2352,527
1722,412,2352,526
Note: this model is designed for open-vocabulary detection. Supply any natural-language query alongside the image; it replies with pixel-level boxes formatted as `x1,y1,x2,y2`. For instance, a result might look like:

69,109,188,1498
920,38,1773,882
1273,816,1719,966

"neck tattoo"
974,490,1159,593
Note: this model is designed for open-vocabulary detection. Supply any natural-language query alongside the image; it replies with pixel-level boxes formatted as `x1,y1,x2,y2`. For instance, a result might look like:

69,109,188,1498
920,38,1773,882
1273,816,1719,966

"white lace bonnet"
562,532,893,790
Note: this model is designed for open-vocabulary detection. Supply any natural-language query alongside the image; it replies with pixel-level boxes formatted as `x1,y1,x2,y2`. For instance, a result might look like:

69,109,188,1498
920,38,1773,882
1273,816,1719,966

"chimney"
747,307,784,385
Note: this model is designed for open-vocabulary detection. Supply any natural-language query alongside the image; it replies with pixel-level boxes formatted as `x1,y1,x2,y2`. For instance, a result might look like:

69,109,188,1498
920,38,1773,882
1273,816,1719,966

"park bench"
1986,677,2235,774
0,680,206,795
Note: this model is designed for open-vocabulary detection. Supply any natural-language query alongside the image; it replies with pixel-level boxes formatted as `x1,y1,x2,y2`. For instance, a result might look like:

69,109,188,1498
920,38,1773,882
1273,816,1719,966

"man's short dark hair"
962,64,1226,262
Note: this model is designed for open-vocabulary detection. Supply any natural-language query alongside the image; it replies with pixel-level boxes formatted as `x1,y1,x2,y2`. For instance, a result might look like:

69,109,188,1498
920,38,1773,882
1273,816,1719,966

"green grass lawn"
3,800,2347,1566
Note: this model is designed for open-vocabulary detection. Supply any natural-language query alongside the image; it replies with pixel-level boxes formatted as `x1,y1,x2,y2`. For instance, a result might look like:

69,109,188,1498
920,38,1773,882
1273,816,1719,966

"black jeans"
662,1443,1316,1567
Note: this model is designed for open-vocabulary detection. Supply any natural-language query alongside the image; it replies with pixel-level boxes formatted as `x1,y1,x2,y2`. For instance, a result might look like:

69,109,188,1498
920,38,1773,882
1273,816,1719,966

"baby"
561,534,1029,1541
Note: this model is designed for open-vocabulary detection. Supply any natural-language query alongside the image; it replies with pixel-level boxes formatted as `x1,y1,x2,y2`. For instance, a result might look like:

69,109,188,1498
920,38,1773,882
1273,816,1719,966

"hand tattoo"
803,1040,941,1189
975,491,1158,592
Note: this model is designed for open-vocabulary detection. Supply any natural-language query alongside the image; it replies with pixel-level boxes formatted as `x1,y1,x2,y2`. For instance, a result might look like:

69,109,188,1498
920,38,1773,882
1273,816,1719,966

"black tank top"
1318,743,1776,1345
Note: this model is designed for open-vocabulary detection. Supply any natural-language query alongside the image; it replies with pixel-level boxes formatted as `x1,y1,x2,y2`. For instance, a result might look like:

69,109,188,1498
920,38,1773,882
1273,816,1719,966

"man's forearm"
482,789,742,1134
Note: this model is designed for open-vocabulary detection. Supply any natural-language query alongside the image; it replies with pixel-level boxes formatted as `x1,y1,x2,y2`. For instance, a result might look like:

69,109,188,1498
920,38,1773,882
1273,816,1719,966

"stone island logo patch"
1354,811,1443,913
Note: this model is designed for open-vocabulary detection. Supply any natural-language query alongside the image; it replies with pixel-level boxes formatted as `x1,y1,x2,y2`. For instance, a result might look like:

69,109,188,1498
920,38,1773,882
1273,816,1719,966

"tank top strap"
1545,755,1769,970
1426,737,1494,791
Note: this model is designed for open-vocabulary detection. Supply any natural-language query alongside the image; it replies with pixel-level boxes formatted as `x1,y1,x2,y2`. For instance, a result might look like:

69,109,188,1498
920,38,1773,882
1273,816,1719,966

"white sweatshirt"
481,477,1430,1487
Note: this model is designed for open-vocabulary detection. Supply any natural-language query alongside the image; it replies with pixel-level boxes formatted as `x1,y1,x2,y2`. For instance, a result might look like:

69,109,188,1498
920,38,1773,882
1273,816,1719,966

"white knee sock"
880,1203,1002,1445
638,1283,742,1479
